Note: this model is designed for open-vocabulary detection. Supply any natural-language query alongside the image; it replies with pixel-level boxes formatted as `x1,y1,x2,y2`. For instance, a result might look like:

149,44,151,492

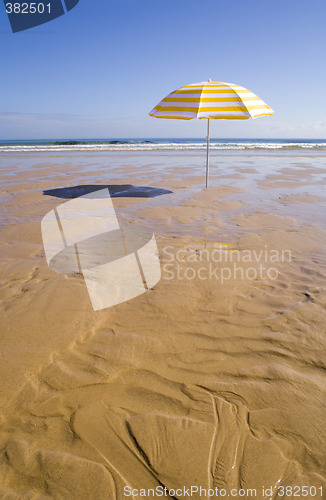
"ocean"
0,138,326,153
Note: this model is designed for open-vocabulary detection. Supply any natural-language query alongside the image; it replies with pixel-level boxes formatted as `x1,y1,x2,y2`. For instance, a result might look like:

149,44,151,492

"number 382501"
5,3,51,14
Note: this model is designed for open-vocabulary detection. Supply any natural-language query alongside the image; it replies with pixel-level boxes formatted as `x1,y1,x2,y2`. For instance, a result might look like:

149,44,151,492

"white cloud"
1,112,326,140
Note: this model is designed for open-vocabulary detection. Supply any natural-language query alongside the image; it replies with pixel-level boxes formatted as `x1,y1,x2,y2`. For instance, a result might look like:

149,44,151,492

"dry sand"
0,152,326,499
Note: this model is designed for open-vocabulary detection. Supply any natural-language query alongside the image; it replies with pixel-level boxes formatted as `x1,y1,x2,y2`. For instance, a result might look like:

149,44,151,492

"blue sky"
1,0,326,139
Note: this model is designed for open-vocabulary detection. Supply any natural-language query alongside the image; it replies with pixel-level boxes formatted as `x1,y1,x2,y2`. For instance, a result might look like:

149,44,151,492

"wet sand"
0,151,326,499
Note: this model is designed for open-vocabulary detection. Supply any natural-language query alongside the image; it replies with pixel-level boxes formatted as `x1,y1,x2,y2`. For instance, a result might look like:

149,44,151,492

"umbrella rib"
196,82,248,118
227,84,267,118
196,81,209,118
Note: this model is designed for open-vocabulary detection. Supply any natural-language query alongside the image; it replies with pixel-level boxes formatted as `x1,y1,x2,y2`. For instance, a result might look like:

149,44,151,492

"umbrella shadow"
43,184,173,199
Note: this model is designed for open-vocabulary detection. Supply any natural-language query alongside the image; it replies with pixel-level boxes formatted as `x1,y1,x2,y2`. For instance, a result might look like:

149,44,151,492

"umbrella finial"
208,78,212,82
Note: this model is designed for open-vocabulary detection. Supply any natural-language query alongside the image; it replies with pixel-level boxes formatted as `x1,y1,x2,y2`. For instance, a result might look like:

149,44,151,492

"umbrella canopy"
149,81,274,185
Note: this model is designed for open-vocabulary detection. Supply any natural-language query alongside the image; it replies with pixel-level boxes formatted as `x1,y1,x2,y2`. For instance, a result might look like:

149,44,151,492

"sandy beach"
0,149,326,499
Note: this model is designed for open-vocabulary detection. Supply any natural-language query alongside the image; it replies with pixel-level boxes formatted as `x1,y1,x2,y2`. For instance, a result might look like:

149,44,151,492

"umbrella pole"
205,118,210,188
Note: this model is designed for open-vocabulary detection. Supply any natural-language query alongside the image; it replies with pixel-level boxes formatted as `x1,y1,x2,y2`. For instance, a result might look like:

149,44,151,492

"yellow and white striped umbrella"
149,80,274,185
149,80,273,120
